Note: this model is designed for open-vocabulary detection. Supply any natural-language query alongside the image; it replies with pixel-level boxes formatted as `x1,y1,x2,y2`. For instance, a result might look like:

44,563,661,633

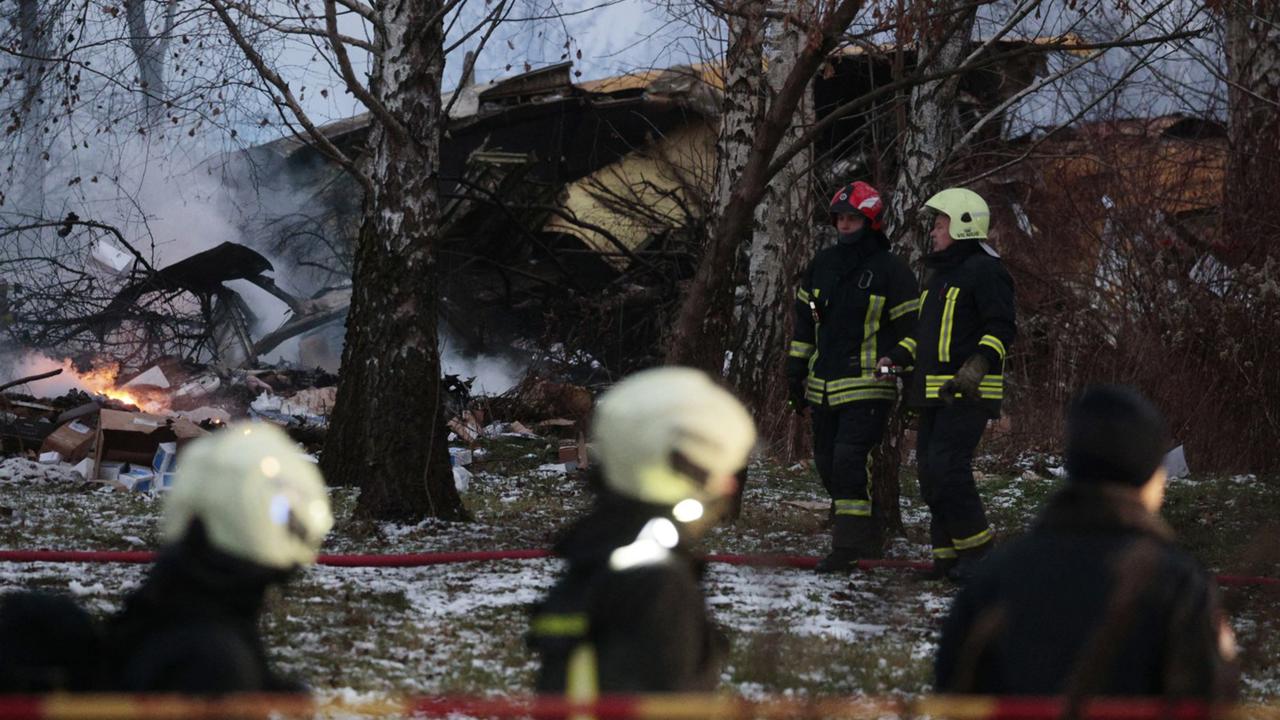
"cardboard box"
40,420,96,463
93,410,207,481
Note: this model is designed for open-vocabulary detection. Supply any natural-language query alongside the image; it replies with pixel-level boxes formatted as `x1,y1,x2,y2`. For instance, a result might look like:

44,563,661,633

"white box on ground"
452,465,472,493
38,451,62,464
98,461,125,482
72,458,94,480
1164,445,1189,479
119,466,155,492
152,442,178,475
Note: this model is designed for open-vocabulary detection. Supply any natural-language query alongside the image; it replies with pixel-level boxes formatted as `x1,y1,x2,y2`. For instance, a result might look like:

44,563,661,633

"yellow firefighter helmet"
592,367,756,508
925,187,990,240
162,422,333,570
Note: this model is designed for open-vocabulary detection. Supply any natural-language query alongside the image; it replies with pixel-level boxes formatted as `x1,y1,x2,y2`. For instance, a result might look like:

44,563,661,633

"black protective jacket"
887,240,1016,417
103,527,304,694
529,494,726,693
935,484,1236,698
787,230,919,407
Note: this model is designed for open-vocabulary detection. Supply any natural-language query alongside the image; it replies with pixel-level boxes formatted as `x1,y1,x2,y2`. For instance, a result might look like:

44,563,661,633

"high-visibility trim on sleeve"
531,613,589,638
897,337,918,360
979,335,1007,361
788,341,815,359
888,298,920,320
932,547,958,559
796,288,812,303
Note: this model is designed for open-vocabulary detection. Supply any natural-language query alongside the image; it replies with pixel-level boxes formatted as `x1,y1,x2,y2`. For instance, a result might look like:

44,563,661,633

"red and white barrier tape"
0,693,1259,720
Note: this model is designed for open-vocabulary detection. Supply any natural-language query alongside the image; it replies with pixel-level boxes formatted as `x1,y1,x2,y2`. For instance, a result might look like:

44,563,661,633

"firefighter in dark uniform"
880,187,1015,581
786,181,919,571
935,385,1238,698
104,422,334,693
529,367,755,696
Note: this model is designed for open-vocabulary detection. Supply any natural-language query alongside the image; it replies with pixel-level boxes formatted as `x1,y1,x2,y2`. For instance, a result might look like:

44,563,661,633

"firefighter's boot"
946,541,993,585
816,515,882,573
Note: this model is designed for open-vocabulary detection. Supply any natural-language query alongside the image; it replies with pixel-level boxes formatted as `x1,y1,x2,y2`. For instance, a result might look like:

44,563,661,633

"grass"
3,443,1280,700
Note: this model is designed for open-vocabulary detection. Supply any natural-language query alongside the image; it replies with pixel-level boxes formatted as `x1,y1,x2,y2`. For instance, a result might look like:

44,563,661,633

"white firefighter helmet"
925,187,990,240
591,367,756,507
162,422,334,570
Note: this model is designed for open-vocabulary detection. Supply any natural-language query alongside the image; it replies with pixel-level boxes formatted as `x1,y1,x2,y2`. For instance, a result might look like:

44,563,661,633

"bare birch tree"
724,3,819,452
203,0,499,520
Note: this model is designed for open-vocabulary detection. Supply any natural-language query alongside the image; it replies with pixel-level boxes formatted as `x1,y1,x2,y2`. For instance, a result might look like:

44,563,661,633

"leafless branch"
205,0,372,195
324,0,409,144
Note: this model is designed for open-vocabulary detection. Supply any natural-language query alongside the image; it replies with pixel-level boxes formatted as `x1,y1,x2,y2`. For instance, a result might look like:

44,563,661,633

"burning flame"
63,360,170,413
5,352,171,413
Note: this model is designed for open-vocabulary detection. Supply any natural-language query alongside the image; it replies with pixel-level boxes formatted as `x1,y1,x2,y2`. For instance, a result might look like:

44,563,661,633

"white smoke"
438,330,525,396
0,352,85,397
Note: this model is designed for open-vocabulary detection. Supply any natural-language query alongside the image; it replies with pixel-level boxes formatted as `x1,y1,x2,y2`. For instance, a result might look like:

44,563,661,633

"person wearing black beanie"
935,385,1237,698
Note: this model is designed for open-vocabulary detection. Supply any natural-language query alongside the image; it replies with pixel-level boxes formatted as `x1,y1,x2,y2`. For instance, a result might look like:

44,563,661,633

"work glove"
787,377,807,412
939,354,990,404
875,356,896,381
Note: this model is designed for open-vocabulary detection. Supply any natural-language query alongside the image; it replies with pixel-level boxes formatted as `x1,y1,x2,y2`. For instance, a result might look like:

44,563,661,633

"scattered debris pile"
2,359,597,495
0,359,338,491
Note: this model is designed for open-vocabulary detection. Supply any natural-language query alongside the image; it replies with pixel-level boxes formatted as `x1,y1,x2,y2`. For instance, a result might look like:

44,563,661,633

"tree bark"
886,2,978,263
320,0,466,521
727,5,817,450
875,0,978,534
15,0,48,212
122,0,172,125
1223,0,1280,264
666,0,865,375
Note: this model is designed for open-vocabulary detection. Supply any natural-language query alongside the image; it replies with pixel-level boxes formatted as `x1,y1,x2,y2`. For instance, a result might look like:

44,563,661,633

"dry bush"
990,121,1280,473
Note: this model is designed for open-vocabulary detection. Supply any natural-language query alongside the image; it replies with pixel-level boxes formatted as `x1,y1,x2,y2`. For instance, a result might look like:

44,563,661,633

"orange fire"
66,360,169,413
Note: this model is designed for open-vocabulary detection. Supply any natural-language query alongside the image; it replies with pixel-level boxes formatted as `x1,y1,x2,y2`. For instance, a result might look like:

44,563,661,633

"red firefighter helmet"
829,181,884,231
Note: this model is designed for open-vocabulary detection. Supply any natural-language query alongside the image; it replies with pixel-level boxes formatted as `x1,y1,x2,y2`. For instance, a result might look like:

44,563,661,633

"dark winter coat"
787,230,919,407
529,494,726,693
935,484,1236,698
104,525,304,694
887,240,1016,417
0,591,102,691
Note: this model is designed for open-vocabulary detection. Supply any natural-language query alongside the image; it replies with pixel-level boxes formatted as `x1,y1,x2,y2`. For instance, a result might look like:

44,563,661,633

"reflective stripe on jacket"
888,240,1016,416
786,233,918,408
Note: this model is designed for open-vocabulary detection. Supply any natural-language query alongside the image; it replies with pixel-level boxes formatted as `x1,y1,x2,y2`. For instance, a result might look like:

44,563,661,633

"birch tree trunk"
1223,0,1280,263
727,8,817,447
876,1,978,535
887,3,978,263
321,0,466,521
665,0,864,374
122,0,174,125
15,0,48,212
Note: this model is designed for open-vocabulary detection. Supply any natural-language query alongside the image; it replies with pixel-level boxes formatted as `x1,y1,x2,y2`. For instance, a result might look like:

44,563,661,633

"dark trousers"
916,403,992,558
812,401,891,546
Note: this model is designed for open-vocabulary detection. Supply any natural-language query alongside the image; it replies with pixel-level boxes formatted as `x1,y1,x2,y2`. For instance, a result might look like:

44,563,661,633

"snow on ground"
2,443,1280,700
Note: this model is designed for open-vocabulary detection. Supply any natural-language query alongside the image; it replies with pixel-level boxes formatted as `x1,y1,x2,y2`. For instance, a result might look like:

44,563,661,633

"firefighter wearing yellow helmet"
879,187,1016,583
530,367,755,695
105,422,333,692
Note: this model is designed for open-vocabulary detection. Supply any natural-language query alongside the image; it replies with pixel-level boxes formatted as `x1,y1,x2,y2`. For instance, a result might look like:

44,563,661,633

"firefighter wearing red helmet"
785,181,919,571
